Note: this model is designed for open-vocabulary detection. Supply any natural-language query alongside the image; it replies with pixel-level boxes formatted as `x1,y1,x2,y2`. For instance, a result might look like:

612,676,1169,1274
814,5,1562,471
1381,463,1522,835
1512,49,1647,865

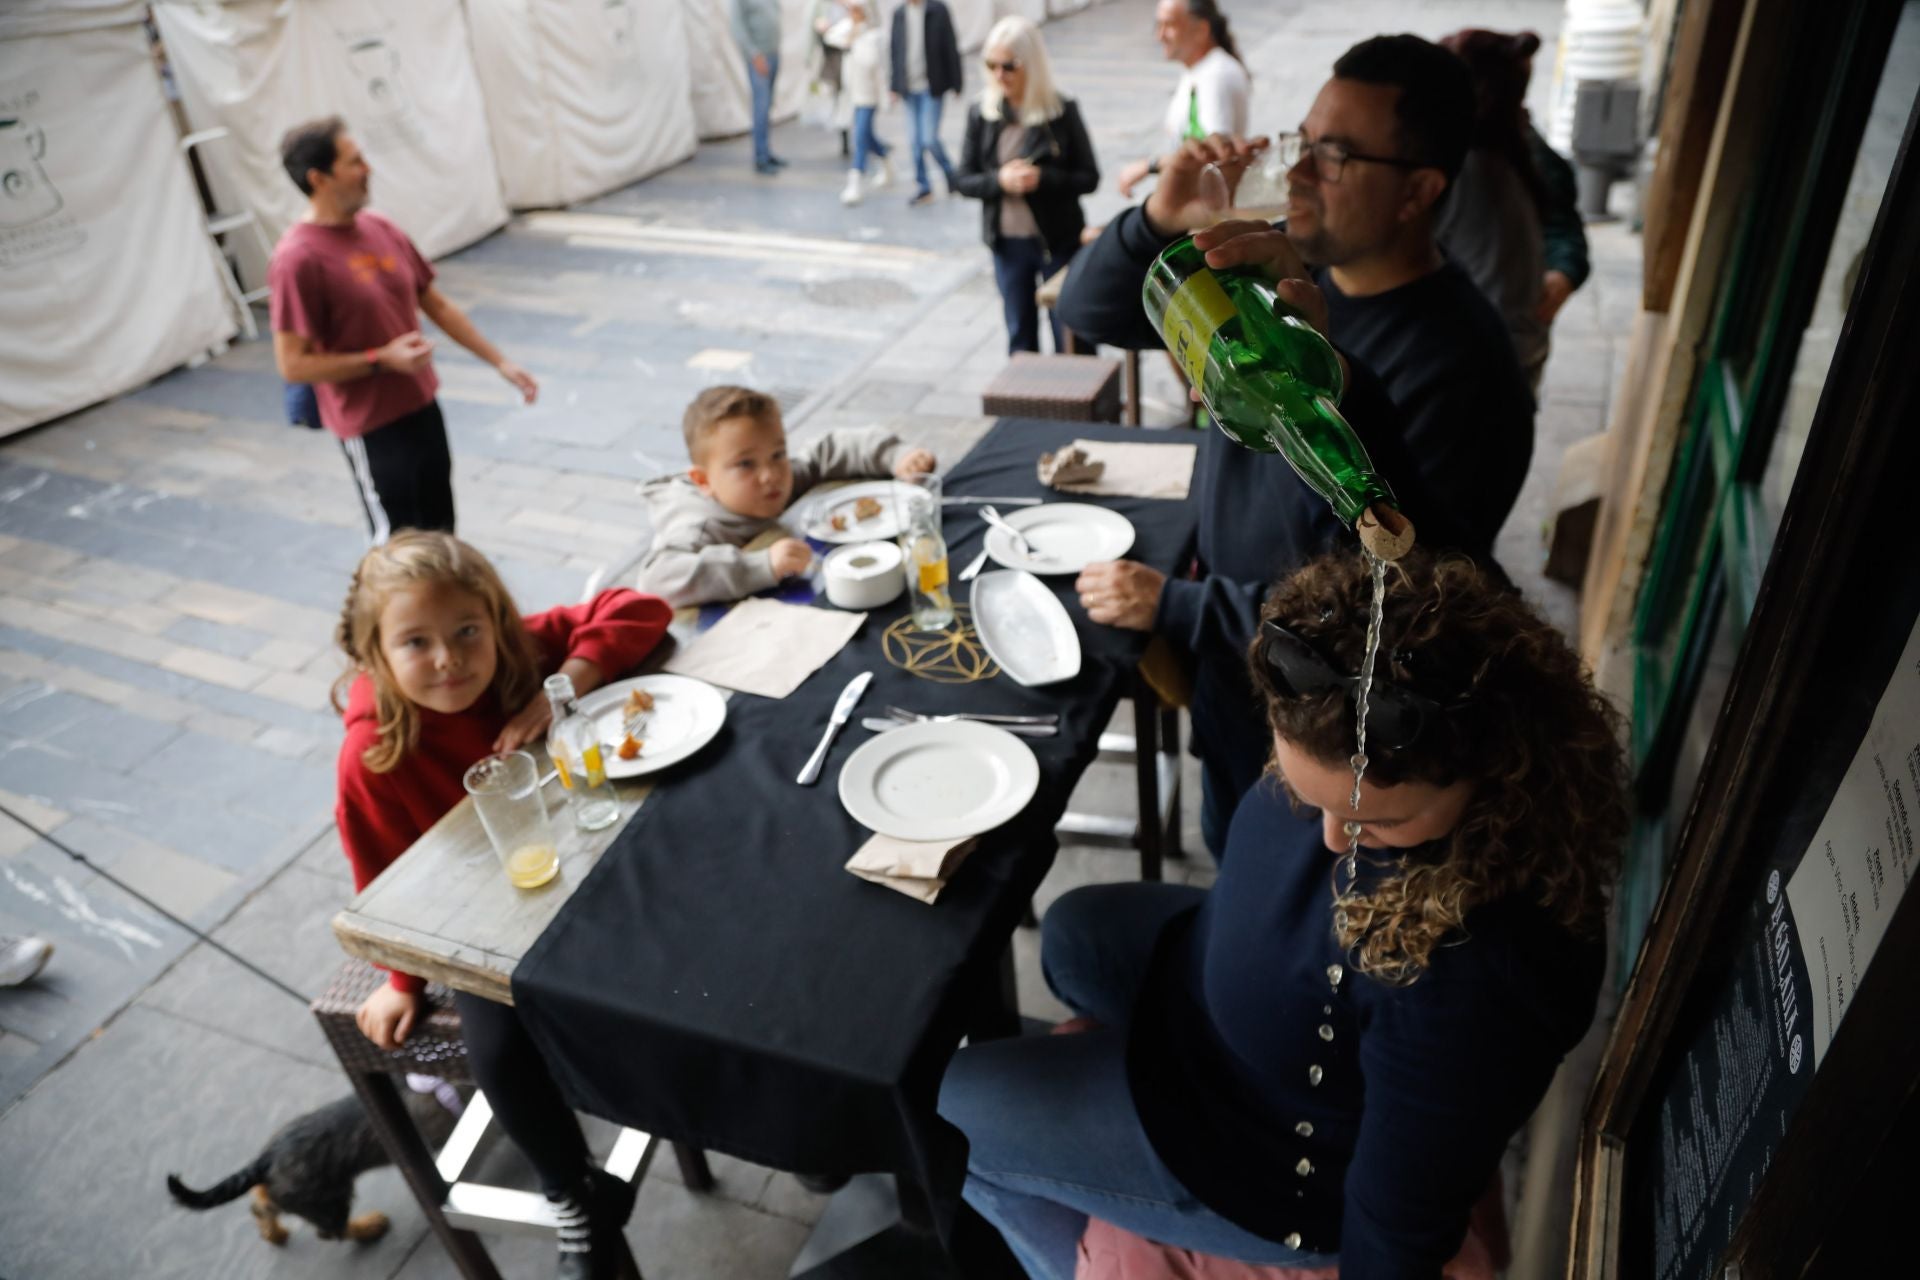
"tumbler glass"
463,751,560,889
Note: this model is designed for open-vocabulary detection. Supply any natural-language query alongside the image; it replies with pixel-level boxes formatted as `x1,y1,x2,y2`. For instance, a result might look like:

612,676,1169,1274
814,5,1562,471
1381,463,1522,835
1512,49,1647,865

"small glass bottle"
897,473,954,631
1141,236,1414,560
543,674,620,832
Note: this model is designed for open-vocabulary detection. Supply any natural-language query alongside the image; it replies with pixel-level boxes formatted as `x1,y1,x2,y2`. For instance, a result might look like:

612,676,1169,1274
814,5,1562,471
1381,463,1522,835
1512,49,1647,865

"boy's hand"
495,359,539,404
769,538,814,579
376,331,435,374
892,449,936,479
357,984,424,1050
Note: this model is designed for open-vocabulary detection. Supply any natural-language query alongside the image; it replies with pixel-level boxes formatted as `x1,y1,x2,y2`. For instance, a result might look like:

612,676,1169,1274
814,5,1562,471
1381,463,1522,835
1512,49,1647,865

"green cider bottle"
1142,236,1415,559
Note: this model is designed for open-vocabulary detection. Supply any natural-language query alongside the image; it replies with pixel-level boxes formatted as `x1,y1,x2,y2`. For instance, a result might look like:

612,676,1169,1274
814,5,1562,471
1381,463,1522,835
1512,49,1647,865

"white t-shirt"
1163,45,1250,143
904,2,929,94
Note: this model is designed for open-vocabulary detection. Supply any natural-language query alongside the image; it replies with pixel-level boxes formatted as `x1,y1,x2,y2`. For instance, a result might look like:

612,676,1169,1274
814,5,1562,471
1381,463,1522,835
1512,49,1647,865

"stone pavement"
0,1,1632,1275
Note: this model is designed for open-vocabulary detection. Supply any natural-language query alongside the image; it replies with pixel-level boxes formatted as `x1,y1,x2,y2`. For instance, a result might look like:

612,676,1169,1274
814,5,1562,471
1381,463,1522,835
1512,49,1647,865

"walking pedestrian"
268,117,537,541
1115,0,1251,197
953,17,1099,352
733,0,786,175
835,1,894,204
890,0,964,205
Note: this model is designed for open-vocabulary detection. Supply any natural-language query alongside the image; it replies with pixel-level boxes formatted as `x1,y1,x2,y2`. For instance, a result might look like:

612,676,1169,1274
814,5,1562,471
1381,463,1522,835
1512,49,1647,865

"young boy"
636,385,936,606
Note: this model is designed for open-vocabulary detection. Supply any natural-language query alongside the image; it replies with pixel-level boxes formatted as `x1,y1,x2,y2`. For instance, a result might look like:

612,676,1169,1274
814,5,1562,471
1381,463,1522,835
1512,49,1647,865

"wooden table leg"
345,1069,504,1280
673,1142,716,1192
1159,700,1184,862
1132,683,1163,883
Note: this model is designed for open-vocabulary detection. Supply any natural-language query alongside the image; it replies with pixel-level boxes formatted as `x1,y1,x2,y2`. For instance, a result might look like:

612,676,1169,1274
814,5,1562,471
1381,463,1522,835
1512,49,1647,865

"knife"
863,716,1058,738
797,671,874,785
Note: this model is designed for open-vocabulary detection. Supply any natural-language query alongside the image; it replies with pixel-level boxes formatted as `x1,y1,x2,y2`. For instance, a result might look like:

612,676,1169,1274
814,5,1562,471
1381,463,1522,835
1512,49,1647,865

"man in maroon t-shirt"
269,116,537,539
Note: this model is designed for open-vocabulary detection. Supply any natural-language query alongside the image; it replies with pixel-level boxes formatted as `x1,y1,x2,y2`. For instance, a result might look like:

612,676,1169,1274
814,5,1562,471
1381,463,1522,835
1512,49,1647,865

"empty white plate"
793,480,919,544
575,675,728,779
970,570,1082,687
838,720,1040,842
984,503,1135,575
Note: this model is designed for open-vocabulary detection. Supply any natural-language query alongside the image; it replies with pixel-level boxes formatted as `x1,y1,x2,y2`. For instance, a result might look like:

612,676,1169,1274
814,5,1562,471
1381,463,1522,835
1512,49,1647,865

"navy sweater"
1129,780,1602,1276
1055,208,1535,830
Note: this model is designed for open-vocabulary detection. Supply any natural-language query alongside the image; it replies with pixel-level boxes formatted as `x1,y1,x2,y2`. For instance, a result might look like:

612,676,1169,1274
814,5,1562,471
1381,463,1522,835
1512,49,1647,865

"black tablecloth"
512,419,1198,1231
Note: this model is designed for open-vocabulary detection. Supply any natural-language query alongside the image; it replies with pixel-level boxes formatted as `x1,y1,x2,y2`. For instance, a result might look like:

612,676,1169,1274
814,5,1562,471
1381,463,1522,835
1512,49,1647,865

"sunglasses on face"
1260,620,1469,750
983,58,1022,74
1273,130,1430,184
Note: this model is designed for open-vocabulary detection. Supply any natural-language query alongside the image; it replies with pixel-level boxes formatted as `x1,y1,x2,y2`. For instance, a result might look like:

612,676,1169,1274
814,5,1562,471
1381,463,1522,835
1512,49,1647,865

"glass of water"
463,751,560,890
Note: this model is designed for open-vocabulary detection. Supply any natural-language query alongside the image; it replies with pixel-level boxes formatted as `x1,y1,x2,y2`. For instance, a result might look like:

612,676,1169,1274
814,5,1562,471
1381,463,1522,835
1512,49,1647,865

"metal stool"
312,958,714,1280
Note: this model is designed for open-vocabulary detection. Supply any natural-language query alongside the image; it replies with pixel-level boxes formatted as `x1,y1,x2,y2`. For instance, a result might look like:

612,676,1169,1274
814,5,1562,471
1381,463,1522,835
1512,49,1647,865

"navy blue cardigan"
1129,780,1601,1276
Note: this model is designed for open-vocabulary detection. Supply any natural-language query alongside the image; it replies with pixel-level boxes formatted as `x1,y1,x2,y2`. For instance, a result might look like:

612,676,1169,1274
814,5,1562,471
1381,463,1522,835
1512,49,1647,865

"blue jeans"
905,89,955,194
746,52,780,165
937,883,1336,1280
992,237,1068,354
851,104,889,173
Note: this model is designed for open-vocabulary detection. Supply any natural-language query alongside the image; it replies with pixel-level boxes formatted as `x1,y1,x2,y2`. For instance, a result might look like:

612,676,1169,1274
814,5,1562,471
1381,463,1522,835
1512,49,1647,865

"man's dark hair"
1332,35,1476,182
279,116,346,195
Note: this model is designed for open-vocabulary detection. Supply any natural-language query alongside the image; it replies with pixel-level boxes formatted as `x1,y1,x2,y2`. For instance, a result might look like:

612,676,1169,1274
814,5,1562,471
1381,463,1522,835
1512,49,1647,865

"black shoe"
548,1169,636,1280
795,1171,851,1195
754,160,780,176
767,154,790,168
909,189,934,206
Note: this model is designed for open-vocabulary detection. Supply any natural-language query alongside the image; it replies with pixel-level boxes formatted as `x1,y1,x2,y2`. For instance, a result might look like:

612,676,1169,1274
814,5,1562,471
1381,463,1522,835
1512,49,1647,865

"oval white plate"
970,570,1082,687
793,480,919,544
984,503,1135,575
838,720,1040,842
575,675,728,779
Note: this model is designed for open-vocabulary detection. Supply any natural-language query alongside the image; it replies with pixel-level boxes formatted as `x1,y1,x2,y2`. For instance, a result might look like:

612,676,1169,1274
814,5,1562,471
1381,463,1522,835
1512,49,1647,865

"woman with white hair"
953,16,1099,353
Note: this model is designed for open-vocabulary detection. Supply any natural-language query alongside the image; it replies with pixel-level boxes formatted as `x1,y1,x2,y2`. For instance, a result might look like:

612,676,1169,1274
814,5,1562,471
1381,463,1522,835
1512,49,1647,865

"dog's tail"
166,1155,271,1210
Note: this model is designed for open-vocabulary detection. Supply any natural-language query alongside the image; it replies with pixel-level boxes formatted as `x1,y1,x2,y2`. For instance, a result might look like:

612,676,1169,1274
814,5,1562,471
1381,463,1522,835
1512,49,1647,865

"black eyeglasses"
1260,620,1469,750
983,58,1022,74
1274,131,1430,184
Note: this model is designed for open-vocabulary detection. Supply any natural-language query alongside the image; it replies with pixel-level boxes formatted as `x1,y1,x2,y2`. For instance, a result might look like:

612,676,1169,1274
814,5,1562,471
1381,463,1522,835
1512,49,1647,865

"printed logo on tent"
0,95,87,270
326,8,426,153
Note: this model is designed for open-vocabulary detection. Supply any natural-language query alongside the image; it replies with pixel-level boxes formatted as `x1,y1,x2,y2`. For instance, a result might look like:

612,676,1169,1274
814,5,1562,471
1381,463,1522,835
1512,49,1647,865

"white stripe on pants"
341,434,392,546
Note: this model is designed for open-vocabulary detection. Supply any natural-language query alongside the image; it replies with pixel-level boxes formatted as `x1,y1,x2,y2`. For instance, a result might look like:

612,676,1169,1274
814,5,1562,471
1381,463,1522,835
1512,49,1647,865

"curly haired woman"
939,550,1627,1279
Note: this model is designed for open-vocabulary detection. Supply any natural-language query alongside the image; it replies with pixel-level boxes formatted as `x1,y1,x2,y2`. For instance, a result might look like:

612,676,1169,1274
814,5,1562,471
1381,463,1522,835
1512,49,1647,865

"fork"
979,505,1033,557
886,706,1059,726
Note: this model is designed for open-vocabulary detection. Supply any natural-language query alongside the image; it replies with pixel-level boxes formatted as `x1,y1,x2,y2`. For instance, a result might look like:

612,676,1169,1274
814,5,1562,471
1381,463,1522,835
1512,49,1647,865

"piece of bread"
853,496,884,520
624,688,654,713
1038,445,1105,488
617,735,643,760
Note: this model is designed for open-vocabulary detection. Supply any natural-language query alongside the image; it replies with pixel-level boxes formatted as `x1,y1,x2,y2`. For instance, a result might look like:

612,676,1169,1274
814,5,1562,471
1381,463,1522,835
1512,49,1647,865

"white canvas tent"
466,0,698,209
151,0,508,289
680,0,816,140
0,0,235,437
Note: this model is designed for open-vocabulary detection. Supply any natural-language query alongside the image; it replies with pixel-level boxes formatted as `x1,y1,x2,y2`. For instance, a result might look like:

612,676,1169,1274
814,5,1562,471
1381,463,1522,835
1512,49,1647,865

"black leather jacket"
952,98,1100,259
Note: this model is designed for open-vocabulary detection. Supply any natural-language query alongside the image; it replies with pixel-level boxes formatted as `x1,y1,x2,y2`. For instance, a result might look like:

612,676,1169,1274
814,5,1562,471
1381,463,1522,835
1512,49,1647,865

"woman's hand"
493,695,554,753
357,985,425,1050
892,448,937,479
997,159,1039,195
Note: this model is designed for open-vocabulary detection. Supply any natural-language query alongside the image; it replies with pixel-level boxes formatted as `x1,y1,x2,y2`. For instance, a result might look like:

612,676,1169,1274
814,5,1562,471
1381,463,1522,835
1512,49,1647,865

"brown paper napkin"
663,598,864,699
1051,438,1198,500
846,833,979,904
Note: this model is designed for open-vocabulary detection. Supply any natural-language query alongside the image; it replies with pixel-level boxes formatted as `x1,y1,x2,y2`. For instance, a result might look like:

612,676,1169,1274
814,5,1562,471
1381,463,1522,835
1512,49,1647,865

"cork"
1355,505,1415,561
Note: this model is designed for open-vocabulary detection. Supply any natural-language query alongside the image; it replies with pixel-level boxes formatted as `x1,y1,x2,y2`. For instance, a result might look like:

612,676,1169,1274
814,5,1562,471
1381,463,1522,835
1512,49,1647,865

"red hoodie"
335,588,673,992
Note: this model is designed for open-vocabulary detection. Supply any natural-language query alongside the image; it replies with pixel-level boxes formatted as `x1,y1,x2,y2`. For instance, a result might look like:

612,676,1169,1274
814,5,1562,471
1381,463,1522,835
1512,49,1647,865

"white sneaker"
0,936,52,987
840,170,864,206
870,156,893,190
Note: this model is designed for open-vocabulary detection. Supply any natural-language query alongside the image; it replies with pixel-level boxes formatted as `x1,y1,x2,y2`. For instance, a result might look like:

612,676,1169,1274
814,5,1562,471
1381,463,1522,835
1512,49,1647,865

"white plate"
970,570,1082,687
575,674,727,779
838,720,1041,842
794,480,919,544
984,503,1136,575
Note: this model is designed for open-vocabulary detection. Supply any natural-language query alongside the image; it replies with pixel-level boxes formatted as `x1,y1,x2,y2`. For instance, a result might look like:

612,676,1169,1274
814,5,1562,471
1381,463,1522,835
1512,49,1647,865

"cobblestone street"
0,2,1633,1275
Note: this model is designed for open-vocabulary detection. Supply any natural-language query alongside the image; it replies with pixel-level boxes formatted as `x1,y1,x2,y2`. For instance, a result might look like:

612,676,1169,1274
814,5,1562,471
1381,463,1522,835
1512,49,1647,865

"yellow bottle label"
552,752,574,790
1164,268,1235,389
918,558,949,592
580,742,607,788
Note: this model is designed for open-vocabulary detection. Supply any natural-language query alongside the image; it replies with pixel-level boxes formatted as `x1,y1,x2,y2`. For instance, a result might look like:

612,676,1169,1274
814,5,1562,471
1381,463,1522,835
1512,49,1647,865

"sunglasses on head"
1260,620,1469,750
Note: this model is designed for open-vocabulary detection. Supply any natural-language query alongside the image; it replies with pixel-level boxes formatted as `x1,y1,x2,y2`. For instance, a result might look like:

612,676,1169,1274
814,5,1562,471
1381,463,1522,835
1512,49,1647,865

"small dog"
167,1085,460,1245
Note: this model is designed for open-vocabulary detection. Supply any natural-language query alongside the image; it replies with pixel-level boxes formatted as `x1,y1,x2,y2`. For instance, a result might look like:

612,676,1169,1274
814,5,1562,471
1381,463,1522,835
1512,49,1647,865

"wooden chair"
311,958,715,1280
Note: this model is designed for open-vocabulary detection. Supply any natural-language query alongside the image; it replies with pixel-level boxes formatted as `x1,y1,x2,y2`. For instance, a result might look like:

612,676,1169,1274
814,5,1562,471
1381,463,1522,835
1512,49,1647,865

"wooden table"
332,777,656,1005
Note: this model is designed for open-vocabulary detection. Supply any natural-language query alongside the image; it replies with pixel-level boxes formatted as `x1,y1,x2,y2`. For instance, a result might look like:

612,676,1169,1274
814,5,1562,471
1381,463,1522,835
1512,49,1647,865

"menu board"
1629,610,1920,1280
1783,615,1920,1069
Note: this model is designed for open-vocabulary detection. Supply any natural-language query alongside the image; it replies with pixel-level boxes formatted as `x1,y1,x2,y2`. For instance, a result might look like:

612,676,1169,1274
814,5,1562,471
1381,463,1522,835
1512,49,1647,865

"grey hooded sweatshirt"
635,426,903,607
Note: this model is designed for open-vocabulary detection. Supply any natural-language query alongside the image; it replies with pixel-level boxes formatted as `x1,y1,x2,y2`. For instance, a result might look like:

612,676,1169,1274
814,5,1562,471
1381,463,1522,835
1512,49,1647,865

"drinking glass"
463,751,560,889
